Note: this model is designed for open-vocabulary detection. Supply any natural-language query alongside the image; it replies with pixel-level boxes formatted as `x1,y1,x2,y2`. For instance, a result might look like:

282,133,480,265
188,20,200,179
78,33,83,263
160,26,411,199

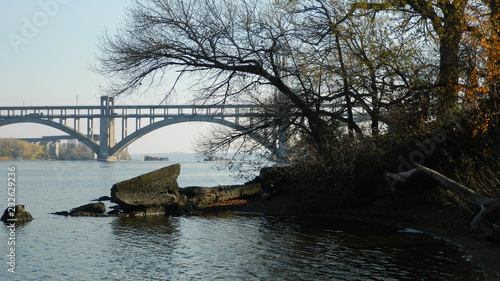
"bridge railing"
0,106,102,118
0,104,264,118
0,104,376,121
110,104,262,118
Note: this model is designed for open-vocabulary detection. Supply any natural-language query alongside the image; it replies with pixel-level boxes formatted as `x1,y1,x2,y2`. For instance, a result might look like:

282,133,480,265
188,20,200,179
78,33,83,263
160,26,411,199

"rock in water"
111,164,181,209
69,203,106,216
1,205,33,223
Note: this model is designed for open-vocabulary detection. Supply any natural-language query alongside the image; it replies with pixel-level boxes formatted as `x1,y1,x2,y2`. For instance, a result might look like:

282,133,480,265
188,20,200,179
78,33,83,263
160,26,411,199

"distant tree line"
0,138,46,160
56,142,94,160
0,139,131,161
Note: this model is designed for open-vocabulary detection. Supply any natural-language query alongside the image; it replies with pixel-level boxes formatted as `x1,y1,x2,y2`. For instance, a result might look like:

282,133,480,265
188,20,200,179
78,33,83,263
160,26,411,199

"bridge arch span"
0,118,100,154
110,116,277,156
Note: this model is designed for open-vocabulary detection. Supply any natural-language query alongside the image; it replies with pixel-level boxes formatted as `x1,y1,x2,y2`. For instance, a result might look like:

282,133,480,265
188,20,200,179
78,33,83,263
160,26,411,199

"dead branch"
386,164,500,243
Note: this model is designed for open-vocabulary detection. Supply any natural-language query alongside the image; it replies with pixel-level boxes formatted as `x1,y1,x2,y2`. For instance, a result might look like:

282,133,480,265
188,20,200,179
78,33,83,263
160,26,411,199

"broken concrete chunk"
111,164,181,209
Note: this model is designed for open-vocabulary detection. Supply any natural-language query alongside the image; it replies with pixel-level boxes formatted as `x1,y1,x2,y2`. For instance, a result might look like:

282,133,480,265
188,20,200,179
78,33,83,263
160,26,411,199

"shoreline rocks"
180,183,262,207
54,164,262,217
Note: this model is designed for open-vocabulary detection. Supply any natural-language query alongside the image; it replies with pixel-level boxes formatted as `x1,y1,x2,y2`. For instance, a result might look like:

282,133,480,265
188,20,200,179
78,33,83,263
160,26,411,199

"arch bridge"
0,97,287,161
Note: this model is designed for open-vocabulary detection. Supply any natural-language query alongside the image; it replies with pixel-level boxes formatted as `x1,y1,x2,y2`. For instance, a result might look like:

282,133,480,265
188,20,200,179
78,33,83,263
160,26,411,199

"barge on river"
144,155,169,161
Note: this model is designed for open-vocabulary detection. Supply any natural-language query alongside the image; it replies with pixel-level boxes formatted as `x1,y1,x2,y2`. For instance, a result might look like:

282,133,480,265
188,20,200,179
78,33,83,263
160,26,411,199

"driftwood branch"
386,164,500,243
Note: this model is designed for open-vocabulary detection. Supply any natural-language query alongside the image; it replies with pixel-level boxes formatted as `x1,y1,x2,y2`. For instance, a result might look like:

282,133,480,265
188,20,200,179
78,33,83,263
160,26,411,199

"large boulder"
111,164,181,209
1,205,33,223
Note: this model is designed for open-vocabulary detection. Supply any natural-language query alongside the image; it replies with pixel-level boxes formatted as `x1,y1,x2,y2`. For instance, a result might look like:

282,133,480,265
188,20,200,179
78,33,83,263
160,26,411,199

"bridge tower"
277,121,289,162
98,96,117,162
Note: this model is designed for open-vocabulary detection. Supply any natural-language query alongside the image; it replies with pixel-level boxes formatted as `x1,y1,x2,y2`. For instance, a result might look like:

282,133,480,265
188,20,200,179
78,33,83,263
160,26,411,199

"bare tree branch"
386,164,500,242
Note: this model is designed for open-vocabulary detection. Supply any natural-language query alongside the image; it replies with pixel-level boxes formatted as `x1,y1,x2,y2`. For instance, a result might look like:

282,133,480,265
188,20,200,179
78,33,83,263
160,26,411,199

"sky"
0,0,215,154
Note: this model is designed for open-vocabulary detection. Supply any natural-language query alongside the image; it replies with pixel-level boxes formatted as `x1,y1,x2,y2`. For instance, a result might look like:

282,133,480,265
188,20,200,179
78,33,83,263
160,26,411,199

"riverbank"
217,193,500,280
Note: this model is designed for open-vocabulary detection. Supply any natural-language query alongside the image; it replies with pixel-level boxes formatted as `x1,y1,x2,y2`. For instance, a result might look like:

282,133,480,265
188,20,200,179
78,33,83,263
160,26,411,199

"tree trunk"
435,2,466,117
335,34,361,136
386,164,500,243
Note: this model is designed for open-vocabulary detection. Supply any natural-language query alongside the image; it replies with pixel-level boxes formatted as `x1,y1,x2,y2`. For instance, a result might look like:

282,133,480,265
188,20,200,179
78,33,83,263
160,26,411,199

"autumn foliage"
0,138,46,160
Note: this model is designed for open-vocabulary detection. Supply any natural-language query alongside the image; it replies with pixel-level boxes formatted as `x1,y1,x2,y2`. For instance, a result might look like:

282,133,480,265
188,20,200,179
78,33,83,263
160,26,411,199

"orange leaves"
471,111,496,136
459,2,500,133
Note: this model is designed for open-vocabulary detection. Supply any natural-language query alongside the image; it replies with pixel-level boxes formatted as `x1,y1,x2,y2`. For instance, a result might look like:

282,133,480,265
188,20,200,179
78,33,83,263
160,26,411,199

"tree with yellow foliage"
0,139,46,160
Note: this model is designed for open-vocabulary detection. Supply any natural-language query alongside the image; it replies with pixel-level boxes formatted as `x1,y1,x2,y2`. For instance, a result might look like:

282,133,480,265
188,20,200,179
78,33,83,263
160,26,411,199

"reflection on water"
106,214,482,281
0,161,484,280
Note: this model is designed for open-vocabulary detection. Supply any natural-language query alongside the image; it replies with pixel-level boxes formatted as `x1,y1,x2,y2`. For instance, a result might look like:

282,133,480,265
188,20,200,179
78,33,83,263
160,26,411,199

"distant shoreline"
0,153,202,163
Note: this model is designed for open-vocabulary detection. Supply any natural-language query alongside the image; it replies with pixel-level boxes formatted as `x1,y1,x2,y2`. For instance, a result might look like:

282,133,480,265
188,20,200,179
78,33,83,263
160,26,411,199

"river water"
0,158,484,280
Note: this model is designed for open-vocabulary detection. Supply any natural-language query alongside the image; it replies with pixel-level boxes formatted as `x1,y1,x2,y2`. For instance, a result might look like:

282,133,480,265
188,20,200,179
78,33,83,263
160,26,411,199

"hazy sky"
0,0,215,154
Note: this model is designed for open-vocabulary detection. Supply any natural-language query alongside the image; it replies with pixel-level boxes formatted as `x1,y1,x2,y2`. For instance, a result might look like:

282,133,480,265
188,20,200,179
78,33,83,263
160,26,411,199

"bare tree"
96,0,437,160
97,0,316,155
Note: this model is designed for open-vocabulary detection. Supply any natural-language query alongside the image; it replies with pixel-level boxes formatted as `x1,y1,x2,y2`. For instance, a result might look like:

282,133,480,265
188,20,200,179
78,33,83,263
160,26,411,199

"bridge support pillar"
97,155,118,162
98,96,117,162
273,126,289,163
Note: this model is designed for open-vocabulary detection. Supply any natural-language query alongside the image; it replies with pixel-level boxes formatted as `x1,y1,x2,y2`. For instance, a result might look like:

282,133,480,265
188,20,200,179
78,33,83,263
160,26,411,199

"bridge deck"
0,104,263,118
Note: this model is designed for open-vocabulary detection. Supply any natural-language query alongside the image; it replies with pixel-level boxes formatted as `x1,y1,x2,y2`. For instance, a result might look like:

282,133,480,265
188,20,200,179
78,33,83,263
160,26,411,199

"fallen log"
386,164,500,243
